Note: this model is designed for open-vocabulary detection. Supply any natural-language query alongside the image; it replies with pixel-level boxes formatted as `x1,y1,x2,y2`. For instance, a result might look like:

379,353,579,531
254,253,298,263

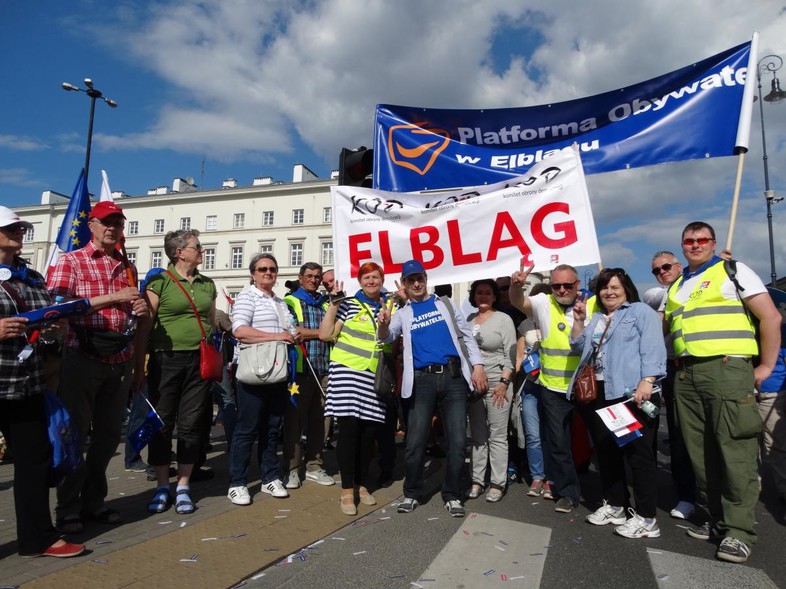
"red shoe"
42,541,86,558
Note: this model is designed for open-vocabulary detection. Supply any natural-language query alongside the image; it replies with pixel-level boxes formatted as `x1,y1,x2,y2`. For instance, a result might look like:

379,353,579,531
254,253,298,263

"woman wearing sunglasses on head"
569,268,666,539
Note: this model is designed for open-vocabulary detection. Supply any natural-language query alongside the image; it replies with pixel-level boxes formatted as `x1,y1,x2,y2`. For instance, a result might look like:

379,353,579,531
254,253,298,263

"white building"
16,164,341,312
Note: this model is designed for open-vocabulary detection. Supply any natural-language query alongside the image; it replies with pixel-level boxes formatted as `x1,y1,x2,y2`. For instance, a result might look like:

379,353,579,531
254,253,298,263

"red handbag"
572,317,611,404
165,270,223,382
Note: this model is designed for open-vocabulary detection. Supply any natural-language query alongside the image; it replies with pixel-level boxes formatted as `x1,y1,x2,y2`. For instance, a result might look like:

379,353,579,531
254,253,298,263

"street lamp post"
756,55,786,285
61,78,118,186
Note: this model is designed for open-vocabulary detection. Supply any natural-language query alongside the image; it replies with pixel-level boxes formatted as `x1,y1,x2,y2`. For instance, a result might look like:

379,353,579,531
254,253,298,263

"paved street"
0,418,785,588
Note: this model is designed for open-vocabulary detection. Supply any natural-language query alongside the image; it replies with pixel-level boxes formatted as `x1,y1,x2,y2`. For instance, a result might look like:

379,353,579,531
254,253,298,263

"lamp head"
764,77,786,103
84,78,94,89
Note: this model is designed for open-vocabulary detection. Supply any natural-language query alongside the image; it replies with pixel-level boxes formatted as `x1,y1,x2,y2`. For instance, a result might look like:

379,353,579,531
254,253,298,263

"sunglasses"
550,281,578,291
1,223,26,232
682,237,714,246
94,217,125,228
651,262,678,276
255,266,278,273
182,243,203,251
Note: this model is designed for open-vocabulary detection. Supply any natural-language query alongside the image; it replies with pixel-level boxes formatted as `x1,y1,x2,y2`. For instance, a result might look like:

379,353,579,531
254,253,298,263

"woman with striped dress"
319,262,390,515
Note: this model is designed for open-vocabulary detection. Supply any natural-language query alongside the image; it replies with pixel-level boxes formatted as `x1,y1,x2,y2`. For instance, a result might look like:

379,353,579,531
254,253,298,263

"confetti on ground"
278,509,291,512
332,537,346,541
307,540,324,548
499,540,509,546
353,551,367,555
180,522,187,528
108,477,119,480
274,515,288,519
463,530,470,535
418,578,435,582
179,554,198,563
95,540,113,545
379,516,391,520
509,576,525,580
202,537,217,541
158,521,173,525
531,502,539,505
427,517,439,521
481,532,494,536
657,574,670,580
501,574,508,581
529,552,544,556
264,548,280,552
483,569,496,576
118,492,126,496
544,544,554,548
571,538,582,544
495,546,506,551
251,573,266,580
92,559,108,564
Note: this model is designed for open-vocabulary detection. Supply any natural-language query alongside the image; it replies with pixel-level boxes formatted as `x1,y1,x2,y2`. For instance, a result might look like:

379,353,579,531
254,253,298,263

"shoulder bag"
235,295,289,385
573,317,612,404
165,270,222,382
439,296,484,401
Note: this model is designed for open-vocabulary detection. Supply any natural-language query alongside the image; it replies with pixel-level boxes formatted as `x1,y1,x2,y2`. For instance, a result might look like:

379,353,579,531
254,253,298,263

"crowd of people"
0,201,783,567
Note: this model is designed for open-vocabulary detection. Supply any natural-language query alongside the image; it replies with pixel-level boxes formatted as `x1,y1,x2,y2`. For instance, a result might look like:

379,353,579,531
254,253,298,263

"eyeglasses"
651,262,678,276
94,217,125,228
182,243,203,251
255,266,278,273
550,281,578,291
682,237,714,247
1,223,26,232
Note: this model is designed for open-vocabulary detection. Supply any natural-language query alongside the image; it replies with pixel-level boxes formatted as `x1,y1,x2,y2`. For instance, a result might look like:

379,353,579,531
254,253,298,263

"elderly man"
509,263,594,514
283,262,334,488
48,200,147,533
665,221,781,564
647,251,697,520
378,260,487,517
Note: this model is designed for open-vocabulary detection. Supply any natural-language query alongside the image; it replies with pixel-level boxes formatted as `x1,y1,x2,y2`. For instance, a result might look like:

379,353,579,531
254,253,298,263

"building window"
151,251,163,268
203,247,216,270
128,221,139,236
23,227,34,242
231,246,244,269
259,243,273,254
126,251,137,265
233,213,245,229
292,209,304,225
262,211,274,226
321,241,333,267
228,291,240,302
180,217,191,231
154,219,165,234
205,215,217,231
322,207,332,223
289,243,303,267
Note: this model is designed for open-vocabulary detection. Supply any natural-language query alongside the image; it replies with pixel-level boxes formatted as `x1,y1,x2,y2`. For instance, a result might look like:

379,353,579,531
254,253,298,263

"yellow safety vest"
665,262,757,357
538,295,596,392
284,294,326,372
330,301,394,372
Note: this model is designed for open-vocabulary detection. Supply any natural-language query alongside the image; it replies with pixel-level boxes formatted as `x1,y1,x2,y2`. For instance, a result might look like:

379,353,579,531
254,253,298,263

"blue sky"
1,0,785,291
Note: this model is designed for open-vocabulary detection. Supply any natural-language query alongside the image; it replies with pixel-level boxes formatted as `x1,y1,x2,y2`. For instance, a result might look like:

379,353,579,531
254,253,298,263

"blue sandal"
175,486,196,515
147,485,172,514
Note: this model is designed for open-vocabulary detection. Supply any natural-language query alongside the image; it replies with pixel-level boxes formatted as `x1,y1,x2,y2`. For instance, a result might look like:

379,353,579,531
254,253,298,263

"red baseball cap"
90,201,126,220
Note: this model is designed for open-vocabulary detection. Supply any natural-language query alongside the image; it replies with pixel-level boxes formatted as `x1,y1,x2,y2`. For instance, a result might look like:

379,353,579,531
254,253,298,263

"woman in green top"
134,229,217,515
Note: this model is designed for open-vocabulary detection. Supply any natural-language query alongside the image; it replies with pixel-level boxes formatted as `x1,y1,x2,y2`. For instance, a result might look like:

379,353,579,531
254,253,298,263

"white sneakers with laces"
261,479,289,498
227,486,251,506
586,501,626,526
614,509,660,539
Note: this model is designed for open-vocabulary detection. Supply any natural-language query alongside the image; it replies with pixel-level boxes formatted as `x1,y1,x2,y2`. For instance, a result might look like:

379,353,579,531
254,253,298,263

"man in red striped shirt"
48,201,147,534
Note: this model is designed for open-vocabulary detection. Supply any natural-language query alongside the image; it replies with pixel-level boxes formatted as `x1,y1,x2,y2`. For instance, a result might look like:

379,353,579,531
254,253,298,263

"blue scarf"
289,287,326,307
0,261,43,287
355,289,384,309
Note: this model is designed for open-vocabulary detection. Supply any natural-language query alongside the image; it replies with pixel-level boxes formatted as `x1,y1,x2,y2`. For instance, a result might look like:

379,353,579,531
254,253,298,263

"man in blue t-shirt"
379,260,486,517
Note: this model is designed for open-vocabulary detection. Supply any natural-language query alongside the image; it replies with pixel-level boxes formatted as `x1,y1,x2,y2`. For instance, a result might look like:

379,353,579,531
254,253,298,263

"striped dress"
324,298,386,423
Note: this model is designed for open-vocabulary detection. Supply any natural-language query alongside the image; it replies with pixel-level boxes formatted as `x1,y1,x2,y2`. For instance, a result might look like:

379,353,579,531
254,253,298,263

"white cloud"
0,135,50,151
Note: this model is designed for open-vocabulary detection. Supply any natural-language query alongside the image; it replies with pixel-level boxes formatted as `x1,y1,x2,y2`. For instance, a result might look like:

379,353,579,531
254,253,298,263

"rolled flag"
287,345,300,406
128,394,164,454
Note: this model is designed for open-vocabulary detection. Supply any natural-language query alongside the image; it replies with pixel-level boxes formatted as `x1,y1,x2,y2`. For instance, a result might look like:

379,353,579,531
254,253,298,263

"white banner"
331,146,601,289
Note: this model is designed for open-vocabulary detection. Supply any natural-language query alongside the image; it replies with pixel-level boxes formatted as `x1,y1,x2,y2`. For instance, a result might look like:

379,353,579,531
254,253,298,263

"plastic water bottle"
121,312,137,336
625,387,660,419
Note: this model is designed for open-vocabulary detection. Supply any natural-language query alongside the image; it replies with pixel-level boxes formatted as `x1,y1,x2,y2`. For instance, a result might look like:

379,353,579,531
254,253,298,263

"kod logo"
388,122,450,176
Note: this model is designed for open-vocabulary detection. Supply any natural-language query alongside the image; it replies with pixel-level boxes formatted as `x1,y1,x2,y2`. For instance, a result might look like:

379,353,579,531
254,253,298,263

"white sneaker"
286,470,301,489
587,500,626,526
669,500,695,520
614,510,660,539
305,469,336,486
261,479,289,498
227,486,251,506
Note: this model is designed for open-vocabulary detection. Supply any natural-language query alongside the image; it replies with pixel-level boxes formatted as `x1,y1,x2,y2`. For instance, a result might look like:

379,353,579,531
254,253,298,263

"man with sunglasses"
664,221,781,563
646,252,696,521
48,200,147,533
510,263,594,514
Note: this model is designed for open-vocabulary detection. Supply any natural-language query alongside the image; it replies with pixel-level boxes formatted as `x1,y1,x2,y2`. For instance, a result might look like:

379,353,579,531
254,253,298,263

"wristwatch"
641,377,656,384
499,377,511,386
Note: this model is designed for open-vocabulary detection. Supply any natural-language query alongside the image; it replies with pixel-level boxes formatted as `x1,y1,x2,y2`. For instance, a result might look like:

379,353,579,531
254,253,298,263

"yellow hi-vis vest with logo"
665,262,758,357
283,294,327,372
538,295,596,392
330,300,394,372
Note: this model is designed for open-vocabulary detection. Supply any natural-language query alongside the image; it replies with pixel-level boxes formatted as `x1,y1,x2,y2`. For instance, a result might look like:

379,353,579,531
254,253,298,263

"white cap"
642,286,667,311
0,206,33,230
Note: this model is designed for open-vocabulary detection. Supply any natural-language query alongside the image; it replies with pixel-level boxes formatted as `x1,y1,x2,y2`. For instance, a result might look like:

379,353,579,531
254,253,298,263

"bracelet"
499,377,511,385
641,377,656,384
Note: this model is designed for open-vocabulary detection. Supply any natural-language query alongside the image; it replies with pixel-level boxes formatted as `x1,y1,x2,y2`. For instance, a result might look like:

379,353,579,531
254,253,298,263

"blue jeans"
520,379,545,481
229,381,287,487
404,370,468,502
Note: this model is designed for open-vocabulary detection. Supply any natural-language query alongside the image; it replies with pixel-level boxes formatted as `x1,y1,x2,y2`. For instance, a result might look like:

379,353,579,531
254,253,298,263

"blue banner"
55,169,92,251
374,42,752,192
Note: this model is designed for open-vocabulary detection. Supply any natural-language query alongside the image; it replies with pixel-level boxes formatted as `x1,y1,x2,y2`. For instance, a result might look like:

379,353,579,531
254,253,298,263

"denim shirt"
568,301,666,400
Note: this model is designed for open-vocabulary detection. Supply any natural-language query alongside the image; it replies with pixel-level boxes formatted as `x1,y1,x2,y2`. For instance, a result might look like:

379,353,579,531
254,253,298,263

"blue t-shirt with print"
410,295,459,368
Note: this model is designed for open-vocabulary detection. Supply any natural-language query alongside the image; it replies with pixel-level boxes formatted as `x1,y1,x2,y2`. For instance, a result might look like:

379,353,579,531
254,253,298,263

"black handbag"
373,352,396,404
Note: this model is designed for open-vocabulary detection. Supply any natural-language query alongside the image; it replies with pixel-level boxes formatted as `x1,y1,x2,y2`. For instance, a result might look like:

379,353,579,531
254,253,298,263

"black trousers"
0,394,58,555
336,416,380,490
583,383,659,518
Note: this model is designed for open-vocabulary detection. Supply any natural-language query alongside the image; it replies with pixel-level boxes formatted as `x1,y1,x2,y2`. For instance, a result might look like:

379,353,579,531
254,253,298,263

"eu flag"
56,169,91,252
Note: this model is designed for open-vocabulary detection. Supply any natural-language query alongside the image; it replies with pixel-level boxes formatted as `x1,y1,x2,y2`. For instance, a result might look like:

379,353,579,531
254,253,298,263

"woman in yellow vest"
319,262,392,515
